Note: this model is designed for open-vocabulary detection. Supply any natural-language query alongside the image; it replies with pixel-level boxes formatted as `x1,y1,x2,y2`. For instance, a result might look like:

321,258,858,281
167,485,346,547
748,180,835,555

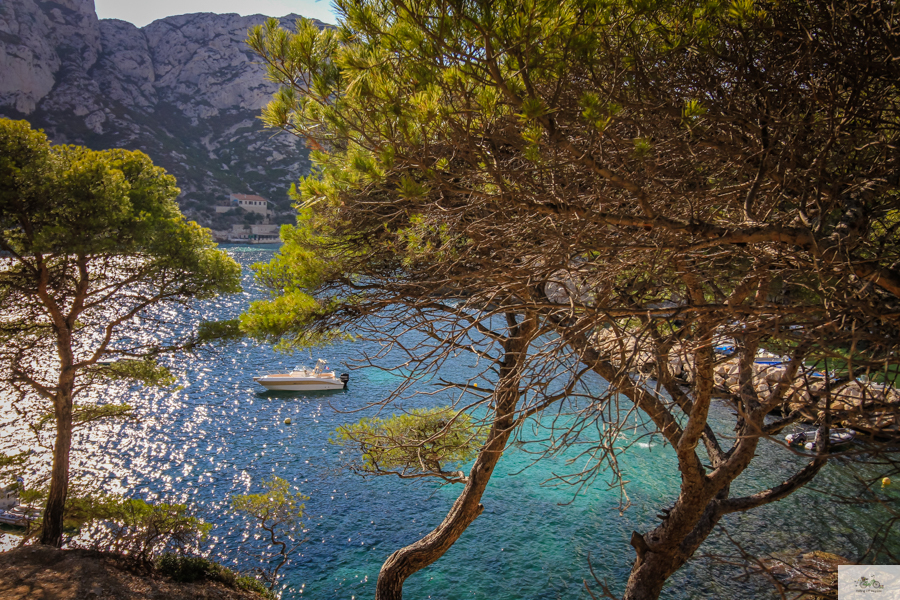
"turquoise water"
21,245,900,599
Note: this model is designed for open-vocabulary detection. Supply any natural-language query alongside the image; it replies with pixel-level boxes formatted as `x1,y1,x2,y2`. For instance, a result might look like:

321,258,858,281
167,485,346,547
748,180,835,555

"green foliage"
196,319,244,344
518,97,550,122
9,486,209,561
0,451,28,483
395,213,463,267
231,476,308,532
580,92,621,132
156,554,274,598
633,137,653,160
241,290,348,351
157,553,220,582
0,118,53,220
18,486,43,506
0,118,242,292
66,492,210,562
239,205,357,350
240,0,738,351
332,407,486,480
726,0,768,25
397,174,429,199
681,98,707,124
103,358,176,387
0,118,243,546
32,403,135,433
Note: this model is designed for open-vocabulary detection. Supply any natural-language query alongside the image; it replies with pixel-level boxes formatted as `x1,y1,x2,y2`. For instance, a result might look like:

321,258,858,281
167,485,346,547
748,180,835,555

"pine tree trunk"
374,430,507,600
621,488,726,600
622,549,682,600
40,316,77,548
40,391,73,547
374,314,535,600
36,262,82,547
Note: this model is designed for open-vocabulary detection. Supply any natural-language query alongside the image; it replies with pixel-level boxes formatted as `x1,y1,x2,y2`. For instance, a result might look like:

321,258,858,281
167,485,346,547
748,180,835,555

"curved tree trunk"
40,314,77,548
622,495,724,600
623,550,684,600
555,318,828,600
40,387,73,547
375,313,535,600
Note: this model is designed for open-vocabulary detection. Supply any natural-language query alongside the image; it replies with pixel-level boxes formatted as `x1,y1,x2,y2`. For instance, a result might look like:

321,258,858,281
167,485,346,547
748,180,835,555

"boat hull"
254,377,346,391
786,428,856,450
0,505,41,527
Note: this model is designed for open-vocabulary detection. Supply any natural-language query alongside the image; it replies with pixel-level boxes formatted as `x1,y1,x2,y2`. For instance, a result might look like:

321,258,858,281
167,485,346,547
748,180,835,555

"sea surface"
5,245,899,599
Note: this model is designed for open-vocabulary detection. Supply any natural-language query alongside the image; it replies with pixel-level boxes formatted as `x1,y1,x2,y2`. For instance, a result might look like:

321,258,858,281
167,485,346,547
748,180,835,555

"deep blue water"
11,245,900,599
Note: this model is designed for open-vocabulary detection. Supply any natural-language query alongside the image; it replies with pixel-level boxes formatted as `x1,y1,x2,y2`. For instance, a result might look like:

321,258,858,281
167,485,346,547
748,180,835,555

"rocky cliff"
0,0,319,224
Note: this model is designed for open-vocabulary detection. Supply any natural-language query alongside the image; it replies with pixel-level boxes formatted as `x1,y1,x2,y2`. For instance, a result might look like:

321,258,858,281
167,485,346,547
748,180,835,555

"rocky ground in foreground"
0,546,266,600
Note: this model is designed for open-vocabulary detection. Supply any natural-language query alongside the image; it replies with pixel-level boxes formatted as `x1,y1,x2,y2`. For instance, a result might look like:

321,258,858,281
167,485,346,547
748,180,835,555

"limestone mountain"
0,0,318,225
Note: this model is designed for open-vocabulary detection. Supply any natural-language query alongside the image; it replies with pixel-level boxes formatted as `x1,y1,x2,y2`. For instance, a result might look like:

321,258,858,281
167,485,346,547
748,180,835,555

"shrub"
156,553,274,598
57,491,211,564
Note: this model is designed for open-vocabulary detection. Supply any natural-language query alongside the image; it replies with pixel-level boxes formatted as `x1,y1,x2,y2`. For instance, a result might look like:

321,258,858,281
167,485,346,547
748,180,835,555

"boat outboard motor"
340,373,350,388
785,431,807,445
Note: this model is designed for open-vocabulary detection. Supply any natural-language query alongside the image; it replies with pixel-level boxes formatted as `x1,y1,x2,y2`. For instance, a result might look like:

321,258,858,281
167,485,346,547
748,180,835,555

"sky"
94,0,339,28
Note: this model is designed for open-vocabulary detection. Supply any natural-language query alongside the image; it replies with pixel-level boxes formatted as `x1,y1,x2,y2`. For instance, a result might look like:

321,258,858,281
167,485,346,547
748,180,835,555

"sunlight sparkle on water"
1,246,895,600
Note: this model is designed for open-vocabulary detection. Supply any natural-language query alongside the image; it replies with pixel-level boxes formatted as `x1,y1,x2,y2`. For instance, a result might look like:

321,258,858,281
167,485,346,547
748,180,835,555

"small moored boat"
0,505,41,527
785,428,856,450
254,359,349,391
754,349,789,366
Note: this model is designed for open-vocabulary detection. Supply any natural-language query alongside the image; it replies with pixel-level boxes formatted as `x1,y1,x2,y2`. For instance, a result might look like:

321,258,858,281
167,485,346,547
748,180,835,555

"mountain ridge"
0,0,318,225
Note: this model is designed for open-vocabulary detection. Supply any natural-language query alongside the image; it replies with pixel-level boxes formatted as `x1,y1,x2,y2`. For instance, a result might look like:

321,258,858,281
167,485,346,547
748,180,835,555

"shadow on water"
254,388,351,400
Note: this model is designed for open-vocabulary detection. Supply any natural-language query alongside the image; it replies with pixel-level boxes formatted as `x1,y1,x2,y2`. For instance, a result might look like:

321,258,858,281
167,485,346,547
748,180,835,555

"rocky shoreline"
591,329,900,435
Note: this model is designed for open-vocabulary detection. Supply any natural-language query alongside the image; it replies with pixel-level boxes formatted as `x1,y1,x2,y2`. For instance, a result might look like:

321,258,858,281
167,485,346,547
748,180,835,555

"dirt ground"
0,545,265,600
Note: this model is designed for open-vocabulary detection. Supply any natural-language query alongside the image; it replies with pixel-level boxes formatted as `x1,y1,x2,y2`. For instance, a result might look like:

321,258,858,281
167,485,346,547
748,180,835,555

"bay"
6,244,898,599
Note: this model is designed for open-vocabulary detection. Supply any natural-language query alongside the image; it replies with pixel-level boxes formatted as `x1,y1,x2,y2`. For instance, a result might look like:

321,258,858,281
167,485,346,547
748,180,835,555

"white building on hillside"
227,193,271,218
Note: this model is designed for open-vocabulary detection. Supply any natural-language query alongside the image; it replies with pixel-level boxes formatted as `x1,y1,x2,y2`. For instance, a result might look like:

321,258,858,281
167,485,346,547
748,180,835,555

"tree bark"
623,550,681,600
622,496,724,600
618,342,826,600
39,306,77,547
374,313,535,600
35,256,83,548
40,386,73,547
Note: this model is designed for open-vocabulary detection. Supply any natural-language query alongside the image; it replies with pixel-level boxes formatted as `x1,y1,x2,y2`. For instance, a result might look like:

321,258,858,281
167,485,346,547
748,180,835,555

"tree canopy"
0,118,242,547
243,1,900,598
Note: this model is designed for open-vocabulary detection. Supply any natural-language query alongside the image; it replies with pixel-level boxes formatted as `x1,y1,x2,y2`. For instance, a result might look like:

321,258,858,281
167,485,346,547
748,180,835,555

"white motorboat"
254,359,349,391
0,504,41,527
